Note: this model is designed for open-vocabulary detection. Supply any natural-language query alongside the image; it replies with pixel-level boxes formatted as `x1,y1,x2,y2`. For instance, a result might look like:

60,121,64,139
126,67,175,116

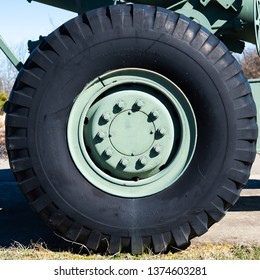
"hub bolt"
139,156,148,166
104,148,113,158
157,127,166,137
97,130,107,140
102,112,112,122
120,157,129,167
151,109,159,119
153,144,162,154
135,99,145,109
116,100,125,110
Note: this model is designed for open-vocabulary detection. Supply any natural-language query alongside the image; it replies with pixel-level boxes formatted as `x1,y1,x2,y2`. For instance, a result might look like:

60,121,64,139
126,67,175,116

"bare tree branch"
236,48,260,79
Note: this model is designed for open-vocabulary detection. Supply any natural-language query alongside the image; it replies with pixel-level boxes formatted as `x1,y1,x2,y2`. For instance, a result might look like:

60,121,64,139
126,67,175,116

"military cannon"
0,0,259,254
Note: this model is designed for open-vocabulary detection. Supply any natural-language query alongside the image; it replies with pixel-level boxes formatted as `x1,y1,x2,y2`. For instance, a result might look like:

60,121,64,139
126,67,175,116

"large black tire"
6,4,257,254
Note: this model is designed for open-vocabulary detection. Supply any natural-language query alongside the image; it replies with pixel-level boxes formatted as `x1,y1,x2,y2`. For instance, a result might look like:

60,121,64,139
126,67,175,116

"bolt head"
151,109,159,119
139,156,148,166
102,112,112,122
104,148,113,158
120,157,129,167
135,99,145,109
116,100,125,110
153,144,162,154
97,130,107,140
157,127,166,137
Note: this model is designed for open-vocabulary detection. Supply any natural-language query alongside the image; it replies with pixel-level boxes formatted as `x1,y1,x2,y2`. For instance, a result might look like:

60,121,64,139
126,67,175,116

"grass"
0,242,260,260
0,92,7,115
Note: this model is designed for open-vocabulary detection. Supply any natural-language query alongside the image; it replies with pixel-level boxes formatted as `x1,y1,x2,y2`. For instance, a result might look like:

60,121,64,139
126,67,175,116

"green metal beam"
0,36,23,71
249,79,260,152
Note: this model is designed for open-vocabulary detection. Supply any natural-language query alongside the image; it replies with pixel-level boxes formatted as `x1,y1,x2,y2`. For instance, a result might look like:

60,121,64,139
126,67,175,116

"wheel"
6,4,257,254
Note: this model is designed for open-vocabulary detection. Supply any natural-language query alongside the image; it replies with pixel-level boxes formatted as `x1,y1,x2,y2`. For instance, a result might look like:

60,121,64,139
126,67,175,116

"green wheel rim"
67,68,197,197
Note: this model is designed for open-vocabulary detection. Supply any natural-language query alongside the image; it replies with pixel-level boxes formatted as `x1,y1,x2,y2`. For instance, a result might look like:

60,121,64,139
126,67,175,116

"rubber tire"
6,4,257,254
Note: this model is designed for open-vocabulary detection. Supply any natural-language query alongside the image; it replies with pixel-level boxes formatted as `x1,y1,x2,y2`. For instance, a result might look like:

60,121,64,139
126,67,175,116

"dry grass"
237,48,260,79
0,242,259,260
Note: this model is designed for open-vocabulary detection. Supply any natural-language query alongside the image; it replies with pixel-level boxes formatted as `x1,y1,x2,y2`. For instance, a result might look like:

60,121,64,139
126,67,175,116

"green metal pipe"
238,0,254,23
0,36,23,71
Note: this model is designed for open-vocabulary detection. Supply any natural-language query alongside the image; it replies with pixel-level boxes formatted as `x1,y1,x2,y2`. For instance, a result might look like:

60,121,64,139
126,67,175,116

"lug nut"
135,99,145,109
153,144,162,154
139,156,148,166
157,127,166,137
97,130,107,140
104,148,113,158
116,100,125,110
151,109,159,119
101,112,112,122
120,157,129,167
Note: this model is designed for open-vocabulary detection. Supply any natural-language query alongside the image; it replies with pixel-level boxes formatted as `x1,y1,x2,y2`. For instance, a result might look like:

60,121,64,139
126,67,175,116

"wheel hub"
67,68,197,197
110,110,154,156
85,91,174,179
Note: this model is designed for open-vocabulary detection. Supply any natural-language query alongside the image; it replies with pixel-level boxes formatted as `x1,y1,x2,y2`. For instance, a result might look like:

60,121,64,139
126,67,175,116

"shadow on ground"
0,169,81,251
230,180,260,212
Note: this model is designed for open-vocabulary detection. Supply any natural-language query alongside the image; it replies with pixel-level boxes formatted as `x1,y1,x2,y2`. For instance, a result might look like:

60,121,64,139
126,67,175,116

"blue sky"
0,0,255,63
0,0,76,44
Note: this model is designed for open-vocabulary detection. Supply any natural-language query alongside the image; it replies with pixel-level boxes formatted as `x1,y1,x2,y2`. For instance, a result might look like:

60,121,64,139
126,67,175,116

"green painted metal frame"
249,79,260,152
0,36,23,71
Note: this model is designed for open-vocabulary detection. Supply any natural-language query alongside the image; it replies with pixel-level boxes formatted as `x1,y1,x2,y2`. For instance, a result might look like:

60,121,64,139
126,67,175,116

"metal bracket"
200,0,211,6
175,8,212,32
217,0,234,9
200,0,234,9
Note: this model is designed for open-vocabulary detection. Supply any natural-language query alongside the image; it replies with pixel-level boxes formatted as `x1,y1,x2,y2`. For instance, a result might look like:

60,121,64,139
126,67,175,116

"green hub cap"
67,68,197,197
86,91,174,180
